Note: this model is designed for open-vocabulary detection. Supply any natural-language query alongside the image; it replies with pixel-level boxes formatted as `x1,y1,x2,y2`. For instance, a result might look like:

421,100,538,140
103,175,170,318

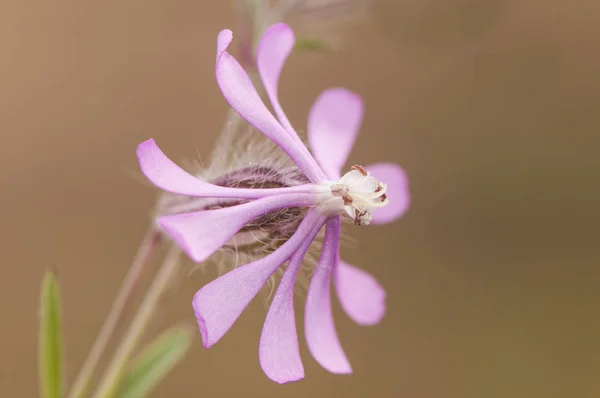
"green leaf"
294,37,330,53
119,324,194,398
38,270,63,398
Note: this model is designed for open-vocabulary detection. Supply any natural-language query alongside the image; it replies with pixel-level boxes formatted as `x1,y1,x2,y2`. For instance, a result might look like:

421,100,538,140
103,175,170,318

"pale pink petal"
216,29,233,63
308,88,364,179
216,29,325,182
259,215,325,384
159,194,314,263
259,254,304,383
257,23,295,135
305,216,352,374
366,163,410,224
137,139,316,199
334,260,386,326
137,138,226,197
255,23,324,180
193,209,326,348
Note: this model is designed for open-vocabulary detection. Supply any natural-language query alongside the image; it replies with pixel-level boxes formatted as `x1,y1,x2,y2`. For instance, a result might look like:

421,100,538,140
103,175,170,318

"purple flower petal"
257,23,296,135
334,260,386,326
366,163,410,224
216,28,232,63
305,216,352,374
308,88,363,179
159,194,315,263
215,29,325,182
259,214,325,384
256,23,326,181
193,209,326,348
137,139,316,198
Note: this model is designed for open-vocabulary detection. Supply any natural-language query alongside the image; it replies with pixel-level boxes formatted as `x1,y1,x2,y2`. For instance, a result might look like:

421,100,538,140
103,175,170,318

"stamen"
354,209,372,226
331,183,349,197
351,164,368,176
318,166,390,225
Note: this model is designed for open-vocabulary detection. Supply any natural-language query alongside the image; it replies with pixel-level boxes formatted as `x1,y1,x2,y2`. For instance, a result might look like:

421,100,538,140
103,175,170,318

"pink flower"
136,23,410,383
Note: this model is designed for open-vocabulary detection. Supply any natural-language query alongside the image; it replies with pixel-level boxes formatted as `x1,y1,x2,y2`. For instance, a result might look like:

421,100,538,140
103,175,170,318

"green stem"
92,244,182,398
68,228,161,398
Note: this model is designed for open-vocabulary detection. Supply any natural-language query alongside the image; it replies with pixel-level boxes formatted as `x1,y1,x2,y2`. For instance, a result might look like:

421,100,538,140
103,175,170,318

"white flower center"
318,165,389,225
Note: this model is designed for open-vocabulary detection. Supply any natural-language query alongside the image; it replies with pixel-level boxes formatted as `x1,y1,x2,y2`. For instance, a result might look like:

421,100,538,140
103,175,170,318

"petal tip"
264,369,305,384
330,364,353,375
315,353,353,374
274,376,304,384
312,354,354,375
218,29,233,43
135,138,156,158
358,287,386,326
365,283,386,325
216,29,234,62
264,22,293,38
322,87,363,106
137,137,155,147
193,293,215,348
367,163,411,224
368,305,386,325
195,313,212,348
158,216,202,263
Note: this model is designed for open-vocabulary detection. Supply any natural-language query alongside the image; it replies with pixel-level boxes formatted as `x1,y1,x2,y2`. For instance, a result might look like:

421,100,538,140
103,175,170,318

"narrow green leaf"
119,324,194,398
38,270,63,398
294,37,330,53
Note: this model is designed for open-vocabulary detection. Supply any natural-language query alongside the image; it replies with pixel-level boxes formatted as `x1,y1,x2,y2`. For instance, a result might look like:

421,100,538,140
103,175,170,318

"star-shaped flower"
136,23,410,383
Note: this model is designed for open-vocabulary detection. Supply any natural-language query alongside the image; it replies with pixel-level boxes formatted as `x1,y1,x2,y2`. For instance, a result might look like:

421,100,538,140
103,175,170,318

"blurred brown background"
1,0,600,397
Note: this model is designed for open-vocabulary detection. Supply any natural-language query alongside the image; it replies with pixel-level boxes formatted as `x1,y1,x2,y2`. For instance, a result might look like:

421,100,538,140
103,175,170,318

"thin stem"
269,0,304,22
242,0,268,55
237,0,256,69
68,227,162,398
92,244,182,398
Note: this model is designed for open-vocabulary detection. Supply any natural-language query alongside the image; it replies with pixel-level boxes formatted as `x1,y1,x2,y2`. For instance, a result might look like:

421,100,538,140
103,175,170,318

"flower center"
319,165,389,225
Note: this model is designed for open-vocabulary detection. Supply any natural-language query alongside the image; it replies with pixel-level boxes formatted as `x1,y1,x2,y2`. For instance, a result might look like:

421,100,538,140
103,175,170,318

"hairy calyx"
160,166,310,251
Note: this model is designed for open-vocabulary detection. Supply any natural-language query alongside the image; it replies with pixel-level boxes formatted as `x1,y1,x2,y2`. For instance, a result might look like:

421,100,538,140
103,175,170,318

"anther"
354,209,371,226
351,165,368,176
331,183,349,197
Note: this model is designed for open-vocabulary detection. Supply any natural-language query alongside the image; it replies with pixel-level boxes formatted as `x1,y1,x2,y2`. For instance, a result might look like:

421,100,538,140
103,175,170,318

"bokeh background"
2,0,600,397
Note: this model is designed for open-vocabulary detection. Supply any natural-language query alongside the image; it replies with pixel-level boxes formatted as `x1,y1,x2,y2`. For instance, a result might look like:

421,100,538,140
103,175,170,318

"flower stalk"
92,244,182,398
68,228,162,398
